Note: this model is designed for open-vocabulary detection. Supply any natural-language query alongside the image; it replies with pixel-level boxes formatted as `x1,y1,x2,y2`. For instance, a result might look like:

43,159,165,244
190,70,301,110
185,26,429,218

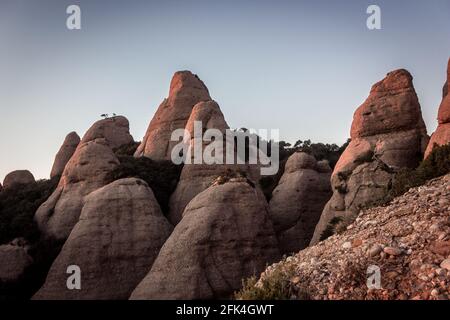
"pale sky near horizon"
1,0,450,182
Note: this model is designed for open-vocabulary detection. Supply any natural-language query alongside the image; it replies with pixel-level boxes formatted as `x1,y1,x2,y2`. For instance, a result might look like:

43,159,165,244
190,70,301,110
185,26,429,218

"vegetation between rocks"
235,263,309,300
105,156,183,214
0,176,60,245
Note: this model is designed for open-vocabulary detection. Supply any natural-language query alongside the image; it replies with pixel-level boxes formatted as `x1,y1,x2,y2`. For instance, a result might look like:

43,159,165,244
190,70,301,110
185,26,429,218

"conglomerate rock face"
50,132,80,178
311,69,429,245
0,243,32,283
33,178,172,300
35,117,134,241
130,180,280,300
269,152,332,254
425,58,450,158
256,174,450,300
167,100,260,225
134,71,211,160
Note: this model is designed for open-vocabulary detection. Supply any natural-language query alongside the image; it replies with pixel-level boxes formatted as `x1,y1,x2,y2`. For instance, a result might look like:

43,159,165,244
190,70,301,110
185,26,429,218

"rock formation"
134,71,211,160
311,69,429,245
2,170,35,189
35,117,133,241
33,178,172,300
167,100,260,224
50,132,80,178
0,243,32,283
425,58,450,158
269,152,332,254
130,179,280,300
82,116,134,150
251,173,450,300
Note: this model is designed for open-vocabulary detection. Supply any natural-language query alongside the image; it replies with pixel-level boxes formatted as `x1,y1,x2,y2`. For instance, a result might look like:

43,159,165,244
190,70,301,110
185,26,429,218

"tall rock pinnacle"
425,58,450,158
134,71,211,160
311,69,429,245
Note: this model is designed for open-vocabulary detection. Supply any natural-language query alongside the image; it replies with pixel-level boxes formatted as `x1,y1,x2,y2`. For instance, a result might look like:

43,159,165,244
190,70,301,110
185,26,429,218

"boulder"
0,244,32,283
81,116,134,150
50,132,80,178
33,178,172,300
3,170,35,189
425,58,450,158
134,71,211,160
311,69,429,245
130,180,280,300
269,153,332,254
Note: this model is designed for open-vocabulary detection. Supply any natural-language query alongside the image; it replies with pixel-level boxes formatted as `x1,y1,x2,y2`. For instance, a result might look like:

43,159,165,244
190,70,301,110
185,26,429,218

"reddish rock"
134,71,211,160
351,69,427,138
425,58,450,158
50,132,80,178
81,116,134,149
311,69,428,245
3,170,35,189
430,240,450,257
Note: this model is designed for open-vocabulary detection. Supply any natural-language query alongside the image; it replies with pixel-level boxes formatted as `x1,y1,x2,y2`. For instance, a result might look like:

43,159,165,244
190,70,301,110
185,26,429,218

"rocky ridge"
256,173,450,300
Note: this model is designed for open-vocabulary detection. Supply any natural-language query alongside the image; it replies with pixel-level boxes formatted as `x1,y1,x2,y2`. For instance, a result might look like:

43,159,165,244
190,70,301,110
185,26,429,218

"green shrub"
388,143,450,200
105,156,183,214
235,266,304,300
320,216,343,241
0,177,64,299
113,141,140,157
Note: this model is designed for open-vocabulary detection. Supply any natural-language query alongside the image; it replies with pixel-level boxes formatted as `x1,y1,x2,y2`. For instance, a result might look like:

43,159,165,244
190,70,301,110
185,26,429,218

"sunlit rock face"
311,69,429,245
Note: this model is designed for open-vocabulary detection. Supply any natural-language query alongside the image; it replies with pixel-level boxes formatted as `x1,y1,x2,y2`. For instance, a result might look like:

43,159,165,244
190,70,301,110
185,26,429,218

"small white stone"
342,241,352,249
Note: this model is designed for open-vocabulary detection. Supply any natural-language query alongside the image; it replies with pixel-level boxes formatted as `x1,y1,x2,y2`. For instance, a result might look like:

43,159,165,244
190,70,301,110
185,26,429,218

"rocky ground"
257,173,450,300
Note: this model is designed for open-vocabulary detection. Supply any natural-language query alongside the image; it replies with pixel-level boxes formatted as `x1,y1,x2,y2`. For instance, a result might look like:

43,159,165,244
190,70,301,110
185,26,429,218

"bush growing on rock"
105,156,183,214
112,141,140,157
235,263,309,300
259,139,349,201
0,176,59,245
388,143,450,200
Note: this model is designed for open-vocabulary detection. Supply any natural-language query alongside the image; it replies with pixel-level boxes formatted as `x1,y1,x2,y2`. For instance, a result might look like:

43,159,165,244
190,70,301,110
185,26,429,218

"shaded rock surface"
256,174,450,300
135,71,211,160
33,178,172,300
425,58,450,158
35,139,120,241
311,70,429,245
50,132,80,178
130,180,280,300
269,152,331,254
3,170,35,190
0,243,32,282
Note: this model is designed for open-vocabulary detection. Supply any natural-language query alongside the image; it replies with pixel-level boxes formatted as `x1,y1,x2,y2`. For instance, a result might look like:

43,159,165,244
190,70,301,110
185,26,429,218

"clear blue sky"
1,0,449,181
